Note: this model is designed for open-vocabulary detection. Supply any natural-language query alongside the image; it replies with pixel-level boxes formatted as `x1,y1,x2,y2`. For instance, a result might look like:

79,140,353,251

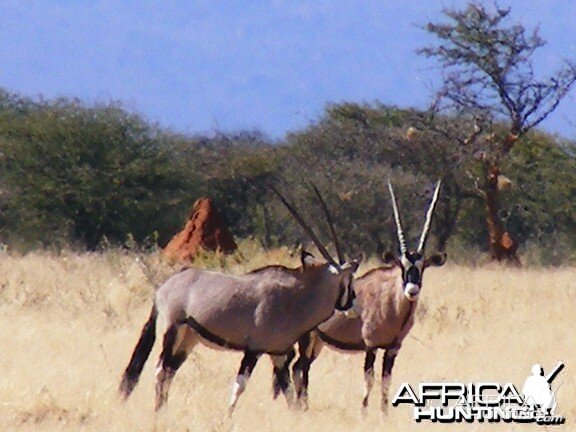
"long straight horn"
311,184,345,265
417,180,442,253
271,187,339,269
387,180,407,256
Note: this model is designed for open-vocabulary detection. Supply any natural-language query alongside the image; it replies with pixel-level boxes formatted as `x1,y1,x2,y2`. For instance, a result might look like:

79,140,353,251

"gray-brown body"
119,254,358,414
292,257,443,412
156,264,346,354
317,266,414,351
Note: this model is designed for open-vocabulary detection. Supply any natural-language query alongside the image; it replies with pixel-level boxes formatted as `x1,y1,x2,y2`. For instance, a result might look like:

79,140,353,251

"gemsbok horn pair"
118,188,361,415
289,180,446,412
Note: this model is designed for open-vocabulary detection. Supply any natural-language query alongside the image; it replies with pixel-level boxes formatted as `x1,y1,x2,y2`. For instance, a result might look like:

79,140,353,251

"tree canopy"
0,91,574,264
0,93,193,249
418,2,576,264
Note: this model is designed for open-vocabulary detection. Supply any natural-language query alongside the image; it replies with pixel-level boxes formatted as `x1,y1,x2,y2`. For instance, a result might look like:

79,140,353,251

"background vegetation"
0,93,574,265
0,2,575,265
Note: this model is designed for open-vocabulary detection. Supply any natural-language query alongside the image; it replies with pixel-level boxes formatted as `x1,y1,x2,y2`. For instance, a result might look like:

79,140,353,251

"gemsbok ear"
349,254,363,272
381,251,397,266
301,250,321,268
425,252,447,268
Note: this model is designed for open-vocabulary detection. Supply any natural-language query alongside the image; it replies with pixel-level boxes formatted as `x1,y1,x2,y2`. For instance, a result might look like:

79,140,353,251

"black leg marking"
239,350,259,376
228,350,261,415
155,324,178,411
162,324,189,370
292,334,311,401
292,333,323,410
155,324,189,411
364,349,376,371
272,348,296,399
382,350,396,381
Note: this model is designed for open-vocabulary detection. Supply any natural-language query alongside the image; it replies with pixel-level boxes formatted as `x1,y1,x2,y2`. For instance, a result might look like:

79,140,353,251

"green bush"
0,93,192,250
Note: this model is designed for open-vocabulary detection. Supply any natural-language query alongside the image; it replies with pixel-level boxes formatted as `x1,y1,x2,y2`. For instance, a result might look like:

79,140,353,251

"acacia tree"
419,2,576,263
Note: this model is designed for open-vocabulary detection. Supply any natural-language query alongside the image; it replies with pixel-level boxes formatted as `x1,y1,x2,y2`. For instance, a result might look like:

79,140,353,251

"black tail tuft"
119,305,157,399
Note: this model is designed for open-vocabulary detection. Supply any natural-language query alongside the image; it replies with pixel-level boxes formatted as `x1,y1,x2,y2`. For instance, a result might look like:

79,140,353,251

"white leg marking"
381,374,391,408
381,348,398,413
284,383,295,407
362,369,375,408
228,373,248,415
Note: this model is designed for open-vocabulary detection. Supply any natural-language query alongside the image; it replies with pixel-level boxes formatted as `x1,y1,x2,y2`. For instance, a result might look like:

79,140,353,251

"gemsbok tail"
119,304,157,399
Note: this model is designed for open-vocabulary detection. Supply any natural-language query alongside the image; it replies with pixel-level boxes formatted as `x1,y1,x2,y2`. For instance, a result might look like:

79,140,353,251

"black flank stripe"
183,315,291,356
316,329,366,351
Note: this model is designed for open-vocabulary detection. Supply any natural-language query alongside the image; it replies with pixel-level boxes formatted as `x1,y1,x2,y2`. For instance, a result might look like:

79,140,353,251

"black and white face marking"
399,252,425,302
335,270,356,311
333,258,361,313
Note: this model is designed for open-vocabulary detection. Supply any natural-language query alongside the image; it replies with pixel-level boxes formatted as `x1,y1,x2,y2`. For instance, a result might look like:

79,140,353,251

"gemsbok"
289,180,446,412
118,189,361,415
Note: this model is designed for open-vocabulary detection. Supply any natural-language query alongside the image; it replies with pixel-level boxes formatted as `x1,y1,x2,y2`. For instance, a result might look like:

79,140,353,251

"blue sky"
1,1,575,139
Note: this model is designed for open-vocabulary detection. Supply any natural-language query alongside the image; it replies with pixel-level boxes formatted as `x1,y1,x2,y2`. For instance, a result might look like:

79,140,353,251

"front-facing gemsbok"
291,180,446,412
118,190,361,415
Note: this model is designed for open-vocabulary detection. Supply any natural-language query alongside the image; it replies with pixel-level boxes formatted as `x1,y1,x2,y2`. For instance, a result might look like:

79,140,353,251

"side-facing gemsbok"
118,189,361,415
289,180,446,412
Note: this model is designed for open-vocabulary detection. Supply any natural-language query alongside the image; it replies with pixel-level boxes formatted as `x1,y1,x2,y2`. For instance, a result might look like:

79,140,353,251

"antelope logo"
522,362,564,416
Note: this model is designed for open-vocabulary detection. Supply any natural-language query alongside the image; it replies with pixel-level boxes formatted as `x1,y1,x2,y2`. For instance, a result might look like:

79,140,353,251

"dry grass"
0,245,575,431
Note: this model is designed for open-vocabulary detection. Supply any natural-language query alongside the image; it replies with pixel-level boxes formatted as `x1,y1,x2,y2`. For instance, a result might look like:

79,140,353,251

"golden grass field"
0,243,575,431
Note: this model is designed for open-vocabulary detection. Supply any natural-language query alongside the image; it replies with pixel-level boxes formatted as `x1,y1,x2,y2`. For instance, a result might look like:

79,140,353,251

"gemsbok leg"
228,351,261,415
155,323,198,411
292,332,323,410
362,349,377,409
381,347,399,413
270,348,296,404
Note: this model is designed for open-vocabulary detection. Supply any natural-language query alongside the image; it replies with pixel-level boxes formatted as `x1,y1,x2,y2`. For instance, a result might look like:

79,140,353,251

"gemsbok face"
118,186,361,417
288,179,446,412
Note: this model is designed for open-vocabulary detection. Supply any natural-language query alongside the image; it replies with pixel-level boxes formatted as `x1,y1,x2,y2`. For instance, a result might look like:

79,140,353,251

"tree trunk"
261,203,272,249
435,177,462,252
484,163,521,265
